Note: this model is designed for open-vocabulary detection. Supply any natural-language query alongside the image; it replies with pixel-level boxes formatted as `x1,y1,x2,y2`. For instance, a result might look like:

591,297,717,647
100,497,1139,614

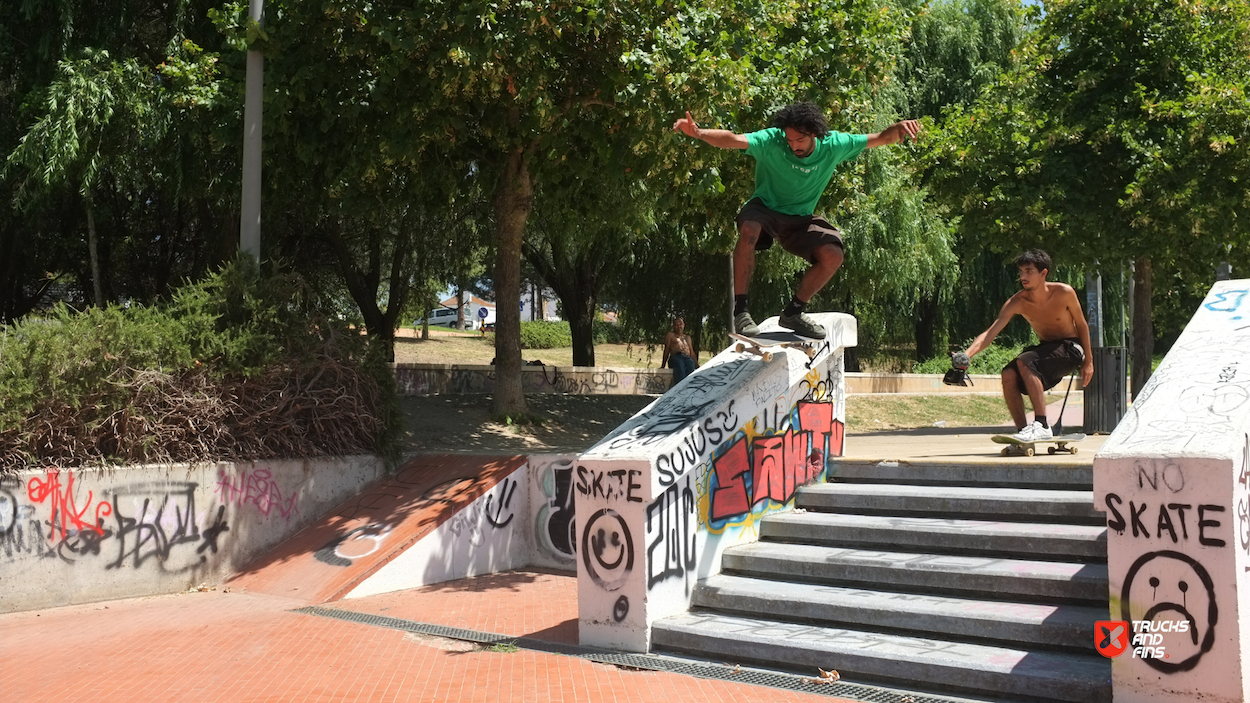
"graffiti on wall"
215,469,299,520
394,365,673,396
1104,458,1228,675
705,399,843,530
0,470,234,572
533,457,576,563
645,474,697,592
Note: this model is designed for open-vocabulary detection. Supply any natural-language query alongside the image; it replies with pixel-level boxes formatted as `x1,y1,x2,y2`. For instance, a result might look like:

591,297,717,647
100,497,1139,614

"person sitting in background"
662,317,697,384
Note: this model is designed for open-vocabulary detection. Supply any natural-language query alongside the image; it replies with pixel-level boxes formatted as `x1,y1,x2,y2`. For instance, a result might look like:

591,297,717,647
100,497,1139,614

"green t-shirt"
744,127,868,216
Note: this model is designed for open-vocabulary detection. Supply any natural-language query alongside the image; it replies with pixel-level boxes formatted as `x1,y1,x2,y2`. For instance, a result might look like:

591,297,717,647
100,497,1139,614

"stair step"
722,542,1108,605
761,512,1107,562
797,482,1104,525
692,574,1106,651
829,459,1093,490
652,611,1110,703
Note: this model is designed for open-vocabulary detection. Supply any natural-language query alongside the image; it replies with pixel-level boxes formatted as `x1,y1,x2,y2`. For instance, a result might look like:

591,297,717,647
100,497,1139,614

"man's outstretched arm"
673,111,749,150
866,120,922,148
964,297,1019,358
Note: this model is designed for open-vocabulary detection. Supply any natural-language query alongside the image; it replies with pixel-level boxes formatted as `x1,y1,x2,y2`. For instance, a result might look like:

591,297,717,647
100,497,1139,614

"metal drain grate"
293,606,992,703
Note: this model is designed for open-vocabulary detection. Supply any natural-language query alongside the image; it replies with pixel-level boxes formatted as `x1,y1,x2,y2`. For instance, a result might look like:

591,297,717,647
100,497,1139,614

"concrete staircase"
652,459,1112,703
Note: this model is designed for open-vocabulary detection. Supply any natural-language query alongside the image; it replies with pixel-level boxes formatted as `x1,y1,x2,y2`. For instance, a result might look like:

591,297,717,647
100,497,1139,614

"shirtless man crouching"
953,249,1094,442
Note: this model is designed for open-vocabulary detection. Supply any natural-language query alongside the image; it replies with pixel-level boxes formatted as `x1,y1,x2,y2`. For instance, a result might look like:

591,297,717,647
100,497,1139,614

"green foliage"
0,259,399,471
519,321,573,350
912,341,1025,375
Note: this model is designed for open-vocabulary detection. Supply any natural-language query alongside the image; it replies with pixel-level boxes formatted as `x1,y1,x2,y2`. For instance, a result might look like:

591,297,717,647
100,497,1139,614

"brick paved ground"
1,575,853,703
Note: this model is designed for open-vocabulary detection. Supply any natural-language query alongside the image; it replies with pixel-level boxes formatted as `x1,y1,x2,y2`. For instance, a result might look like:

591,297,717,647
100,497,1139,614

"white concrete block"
1095,280,1250,703
575,313,855,651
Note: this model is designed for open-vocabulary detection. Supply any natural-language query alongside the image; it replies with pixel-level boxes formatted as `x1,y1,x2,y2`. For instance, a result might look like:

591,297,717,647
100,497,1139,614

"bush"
912,342,1026,375
519,321,573,349
0,259,398,474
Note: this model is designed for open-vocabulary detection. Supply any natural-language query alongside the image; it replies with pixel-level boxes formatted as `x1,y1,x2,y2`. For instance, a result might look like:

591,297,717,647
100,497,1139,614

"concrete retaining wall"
573,313,854,651
393,363,673,396
392,363,1009,397
0,457,385,613
1094,280,1250,703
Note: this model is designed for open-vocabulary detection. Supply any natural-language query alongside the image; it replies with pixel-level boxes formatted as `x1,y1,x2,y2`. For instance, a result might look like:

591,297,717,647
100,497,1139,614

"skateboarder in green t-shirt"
673,102,920,338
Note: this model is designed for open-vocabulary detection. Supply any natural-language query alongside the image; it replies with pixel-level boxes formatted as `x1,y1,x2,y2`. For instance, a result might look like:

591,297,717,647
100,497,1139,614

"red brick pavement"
1,581,854,703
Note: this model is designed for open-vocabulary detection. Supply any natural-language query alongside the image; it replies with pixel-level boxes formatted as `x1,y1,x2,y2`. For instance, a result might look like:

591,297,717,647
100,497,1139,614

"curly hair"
771,102,830,138
1015,249,1052,274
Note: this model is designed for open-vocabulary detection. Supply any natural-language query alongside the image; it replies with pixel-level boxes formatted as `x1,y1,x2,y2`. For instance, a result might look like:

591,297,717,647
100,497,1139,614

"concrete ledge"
391,363,672,396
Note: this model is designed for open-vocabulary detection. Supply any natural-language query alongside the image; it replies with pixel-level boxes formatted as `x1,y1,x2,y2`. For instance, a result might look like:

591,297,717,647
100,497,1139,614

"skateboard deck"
729,332,819,361
991,432,1086,457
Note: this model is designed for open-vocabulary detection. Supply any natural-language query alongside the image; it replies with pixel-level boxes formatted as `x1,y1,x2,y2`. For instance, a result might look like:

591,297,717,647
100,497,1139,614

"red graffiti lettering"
830,418,845,457
784,428,812,489
709,401,839,524
215,470,298,519
27,470,111,541
751,436,786,504
711,440,751,520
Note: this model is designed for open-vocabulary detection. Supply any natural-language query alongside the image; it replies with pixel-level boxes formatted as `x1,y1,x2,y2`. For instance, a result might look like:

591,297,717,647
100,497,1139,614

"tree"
927,0,1250,395
5,44,226,309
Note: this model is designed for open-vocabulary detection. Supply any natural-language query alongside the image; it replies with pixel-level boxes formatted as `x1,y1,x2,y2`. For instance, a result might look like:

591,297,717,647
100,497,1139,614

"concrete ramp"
229,454,527,603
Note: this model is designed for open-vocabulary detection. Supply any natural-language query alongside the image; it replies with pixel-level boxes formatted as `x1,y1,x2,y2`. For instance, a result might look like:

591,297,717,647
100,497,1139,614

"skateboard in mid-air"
991,432,1086,457
729,332,819,361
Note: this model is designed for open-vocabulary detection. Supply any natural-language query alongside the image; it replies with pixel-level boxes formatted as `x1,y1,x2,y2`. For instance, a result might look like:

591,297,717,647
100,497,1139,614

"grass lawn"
846,393,1060,432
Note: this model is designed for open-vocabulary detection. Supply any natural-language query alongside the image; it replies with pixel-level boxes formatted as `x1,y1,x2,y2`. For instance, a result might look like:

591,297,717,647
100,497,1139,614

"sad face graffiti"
1120,550,1218,673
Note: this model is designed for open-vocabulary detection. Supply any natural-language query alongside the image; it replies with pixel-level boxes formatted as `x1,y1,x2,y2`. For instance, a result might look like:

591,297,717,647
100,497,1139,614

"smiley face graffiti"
1120,550,1218,673
582,509,634,592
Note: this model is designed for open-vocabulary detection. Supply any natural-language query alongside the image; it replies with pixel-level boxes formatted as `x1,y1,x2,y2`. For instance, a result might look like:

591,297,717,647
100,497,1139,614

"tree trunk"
1131,258,1153,401
86,199,103,307
567,294,596,367
491,148,533,417
914,291,941,361
456,289,466,331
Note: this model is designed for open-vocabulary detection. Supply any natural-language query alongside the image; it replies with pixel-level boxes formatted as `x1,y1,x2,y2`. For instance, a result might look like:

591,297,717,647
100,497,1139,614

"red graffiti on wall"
27,469,112,541
710,400,843,522
215,469,299,519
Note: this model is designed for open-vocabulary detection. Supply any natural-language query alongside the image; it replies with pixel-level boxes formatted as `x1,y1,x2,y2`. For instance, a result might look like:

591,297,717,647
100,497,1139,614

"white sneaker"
1012,421,1053,443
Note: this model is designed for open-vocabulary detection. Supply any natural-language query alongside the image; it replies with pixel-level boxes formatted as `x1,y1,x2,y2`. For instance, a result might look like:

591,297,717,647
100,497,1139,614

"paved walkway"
2,412,1102,703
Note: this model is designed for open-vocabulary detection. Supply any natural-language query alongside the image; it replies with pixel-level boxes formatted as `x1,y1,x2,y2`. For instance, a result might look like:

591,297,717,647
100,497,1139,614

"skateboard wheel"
735,343,745,353
1071,447,1078,454
762,352,773,362
1025,447,1035,457
1001,447,1009,456
1048,446,1057,455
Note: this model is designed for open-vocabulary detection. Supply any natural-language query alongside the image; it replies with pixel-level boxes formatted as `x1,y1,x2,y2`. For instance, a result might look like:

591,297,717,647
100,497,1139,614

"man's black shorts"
1005,338,1084,393
735,198,843,264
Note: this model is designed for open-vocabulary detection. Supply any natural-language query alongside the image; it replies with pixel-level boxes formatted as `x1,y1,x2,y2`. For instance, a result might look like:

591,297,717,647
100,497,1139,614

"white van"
415,307,461,328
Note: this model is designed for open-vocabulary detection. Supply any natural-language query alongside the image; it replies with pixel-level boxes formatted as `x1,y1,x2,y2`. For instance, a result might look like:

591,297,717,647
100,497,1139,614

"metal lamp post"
239,0,264,261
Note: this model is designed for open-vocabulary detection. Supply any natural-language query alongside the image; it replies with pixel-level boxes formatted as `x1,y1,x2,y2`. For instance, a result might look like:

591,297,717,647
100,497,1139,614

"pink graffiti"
215,469,298,519
710,401,844,522
27,469,112,541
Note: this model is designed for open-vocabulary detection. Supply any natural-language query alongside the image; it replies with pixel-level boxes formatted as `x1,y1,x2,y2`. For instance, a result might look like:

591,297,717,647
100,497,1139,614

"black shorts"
1005,338,1084,393
735,198,843,264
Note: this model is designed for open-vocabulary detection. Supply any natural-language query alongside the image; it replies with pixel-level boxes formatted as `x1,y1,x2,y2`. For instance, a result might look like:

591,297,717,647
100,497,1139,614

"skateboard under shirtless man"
673,102,920,338
953,249,1095,442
